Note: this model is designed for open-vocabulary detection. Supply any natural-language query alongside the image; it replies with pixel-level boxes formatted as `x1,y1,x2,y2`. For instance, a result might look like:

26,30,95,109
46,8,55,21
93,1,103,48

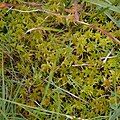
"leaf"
105,11,120,28
91,7,109,20
84,0,120,13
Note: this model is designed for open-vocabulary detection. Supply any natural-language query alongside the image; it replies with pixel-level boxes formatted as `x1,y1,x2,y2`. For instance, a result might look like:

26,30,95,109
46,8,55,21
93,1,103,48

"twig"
8,7,120,45
44,79,88,104
77,21,120,45
95,26,120,45
103,47,114,63
73,0,79,21
101,55,117,60
11,8,66,17
25,27,44,33
22,2,42,8
11,8,40,13
25,27,63,34
72,63,89,67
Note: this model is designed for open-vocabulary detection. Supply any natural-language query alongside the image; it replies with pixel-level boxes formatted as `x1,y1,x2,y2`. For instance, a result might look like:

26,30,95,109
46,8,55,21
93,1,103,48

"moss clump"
0,0,120,119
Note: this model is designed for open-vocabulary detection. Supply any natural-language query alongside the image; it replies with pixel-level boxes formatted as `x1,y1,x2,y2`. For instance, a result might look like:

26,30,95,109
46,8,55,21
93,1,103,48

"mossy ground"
0,0,120,120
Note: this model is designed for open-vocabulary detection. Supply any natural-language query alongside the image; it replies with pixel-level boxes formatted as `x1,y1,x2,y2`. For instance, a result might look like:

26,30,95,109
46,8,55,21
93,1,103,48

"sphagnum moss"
0,0,120,120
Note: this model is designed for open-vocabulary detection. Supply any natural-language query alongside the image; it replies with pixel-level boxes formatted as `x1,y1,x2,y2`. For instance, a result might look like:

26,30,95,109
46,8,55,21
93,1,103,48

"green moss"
0,0,120,119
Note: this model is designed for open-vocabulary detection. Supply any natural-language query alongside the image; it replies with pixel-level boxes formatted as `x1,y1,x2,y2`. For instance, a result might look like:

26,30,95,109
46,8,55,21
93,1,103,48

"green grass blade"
0,109,8,120
40,51,59,107
105,11,120,28
0,97,80,119
1,51,5,113
109,108,120,120
84,0,120,13
91,7,109,20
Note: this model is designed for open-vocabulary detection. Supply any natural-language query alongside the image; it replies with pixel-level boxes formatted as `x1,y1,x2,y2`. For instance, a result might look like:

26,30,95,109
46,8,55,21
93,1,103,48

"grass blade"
109,108,120,120
1,51,5,113
84,0,120,13
105,11,120,28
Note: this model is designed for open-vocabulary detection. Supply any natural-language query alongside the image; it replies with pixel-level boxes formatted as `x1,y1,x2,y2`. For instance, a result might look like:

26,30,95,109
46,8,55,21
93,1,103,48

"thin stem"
2,51,5,113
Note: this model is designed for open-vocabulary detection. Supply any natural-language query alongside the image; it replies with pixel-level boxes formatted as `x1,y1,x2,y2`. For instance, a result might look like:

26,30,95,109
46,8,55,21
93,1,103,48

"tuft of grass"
84,0,120,27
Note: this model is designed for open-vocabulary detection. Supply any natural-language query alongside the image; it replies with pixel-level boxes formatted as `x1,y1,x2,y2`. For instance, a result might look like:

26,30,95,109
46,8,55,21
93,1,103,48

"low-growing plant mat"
0,0,120,120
